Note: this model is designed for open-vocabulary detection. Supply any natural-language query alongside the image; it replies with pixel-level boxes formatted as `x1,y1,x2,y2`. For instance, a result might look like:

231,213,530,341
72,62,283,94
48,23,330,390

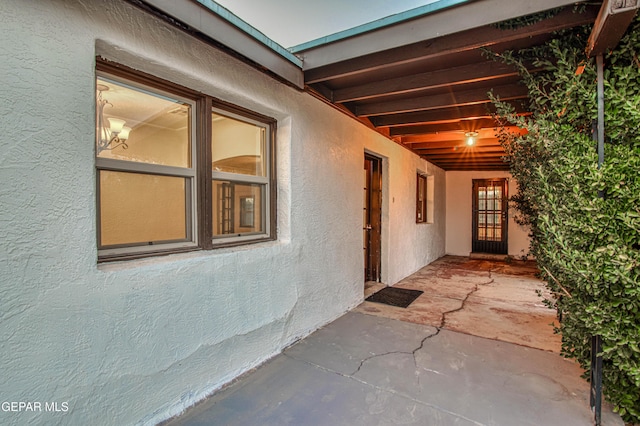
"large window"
96,61,276,261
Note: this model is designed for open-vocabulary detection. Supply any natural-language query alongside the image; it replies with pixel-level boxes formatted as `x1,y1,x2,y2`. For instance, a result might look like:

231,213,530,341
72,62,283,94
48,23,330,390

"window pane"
211,112,266,176
96,77,191,168
99,171,187,246
417,174,426,222
213,181,264,236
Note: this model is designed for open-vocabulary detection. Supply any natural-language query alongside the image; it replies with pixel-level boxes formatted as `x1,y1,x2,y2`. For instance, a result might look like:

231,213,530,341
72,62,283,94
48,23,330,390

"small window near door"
416,174,427,223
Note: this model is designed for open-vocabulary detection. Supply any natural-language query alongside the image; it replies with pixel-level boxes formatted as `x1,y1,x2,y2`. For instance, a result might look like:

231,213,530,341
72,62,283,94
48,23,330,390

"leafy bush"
492,15,640,423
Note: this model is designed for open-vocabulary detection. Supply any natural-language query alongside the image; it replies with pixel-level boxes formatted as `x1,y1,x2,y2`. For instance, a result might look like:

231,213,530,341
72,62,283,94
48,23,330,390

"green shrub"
493,15,640,423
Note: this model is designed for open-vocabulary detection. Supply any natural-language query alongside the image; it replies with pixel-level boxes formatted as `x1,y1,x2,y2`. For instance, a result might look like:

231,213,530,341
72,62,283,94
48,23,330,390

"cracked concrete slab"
355,256,561,352
168,354,476,426
166,312,623,426
470,273,554,309
398,277,481,300
444,301,561,352
166,257,622,425
357,294,460,327
356,328,601,426
283,311,438,376
444,270,561,352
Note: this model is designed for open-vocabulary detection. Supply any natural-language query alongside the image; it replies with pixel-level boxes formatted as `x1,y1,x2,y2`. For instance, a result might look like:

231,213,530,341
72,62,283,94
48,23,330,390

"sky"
214,0,440,48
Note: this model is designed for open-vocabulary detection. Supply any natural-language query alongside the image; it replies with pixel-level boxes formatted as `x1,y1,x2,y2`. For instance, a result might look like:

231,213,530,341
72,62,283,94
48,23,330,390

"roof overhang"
292,0,587,70
294,0,638,171
295,0,602,170
127,0,304,89
127,0,638,171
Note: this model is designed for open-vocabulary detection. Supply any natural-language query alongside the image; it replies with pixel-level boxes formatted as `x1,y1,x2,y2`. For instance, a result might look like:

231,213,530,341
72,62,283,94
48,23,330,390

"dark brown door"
472,178,508,254
364,154,382,282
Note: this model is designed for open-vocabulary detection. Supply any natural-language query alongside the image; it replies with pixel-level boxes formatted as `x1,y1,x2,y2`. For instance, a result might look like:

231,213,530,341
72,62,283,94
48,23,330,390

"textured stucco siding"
0,1,445,425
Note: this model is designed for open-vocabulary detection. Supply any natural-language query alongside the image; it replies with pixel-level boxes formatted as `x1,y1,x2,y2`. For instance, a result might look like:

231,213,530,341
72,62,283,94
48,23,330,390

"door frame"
364,153,382,282
471,178,508,254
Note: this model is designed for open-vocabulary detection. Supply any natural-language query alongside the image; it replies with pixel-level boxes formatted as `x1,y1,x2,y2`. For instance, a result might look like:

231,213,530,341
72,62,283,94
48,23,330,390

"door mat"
366,287,423,308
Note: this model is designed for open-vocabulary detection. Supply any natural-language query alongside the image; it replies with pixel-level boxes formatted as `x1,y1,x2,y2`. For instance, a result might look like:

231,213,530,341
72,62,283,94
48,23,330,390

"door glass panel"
473,179,508,253
475,181,505,242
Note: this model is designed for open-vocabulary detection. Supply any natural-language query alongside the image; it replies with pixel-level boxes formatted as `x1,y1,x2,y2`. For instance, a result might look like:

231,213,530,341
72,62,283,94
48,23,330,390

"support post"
591,335,603,425
597,54,605,170
589,53,605,426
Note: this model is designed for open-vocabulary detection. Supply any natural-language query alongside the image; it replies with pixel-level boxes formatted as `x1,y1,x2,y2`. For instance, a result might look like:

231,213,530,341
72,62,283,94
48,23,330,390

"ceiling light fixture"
465,131,478,146
96,84,131,154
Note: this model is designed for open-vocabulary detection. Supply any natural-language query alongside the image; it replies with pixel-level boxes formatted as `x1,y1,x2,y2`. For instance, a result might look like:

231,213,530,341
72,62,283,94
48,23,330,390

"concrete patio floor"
165,256,623,426
357,255,562,353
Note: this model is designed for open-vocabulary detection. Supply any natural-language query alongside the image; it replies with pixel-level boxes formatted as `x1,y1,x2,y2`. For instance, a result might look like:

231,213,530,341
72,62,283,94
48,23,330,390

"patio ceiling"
293,0,602,171
132,0,637,171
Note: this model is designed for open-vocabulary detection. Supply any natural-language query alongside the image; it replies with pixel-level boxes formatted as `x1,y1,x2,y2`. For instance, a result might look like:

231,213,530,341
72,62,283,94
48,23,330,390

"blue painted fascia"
194,0,303,67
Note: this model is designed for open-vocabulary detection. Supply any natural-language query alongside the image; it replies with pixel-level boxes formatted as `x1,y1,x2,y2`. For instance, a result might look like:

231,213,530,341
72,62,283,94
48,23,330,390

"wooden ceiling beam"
371,103,527,127
413,146,506,155
429,163,508,168
427,157,508,163
423,152,506,160
333,61,523,103
407,139,502,149
357,83,527,117
419,157,506,164
389,118,498,134
435,165,510,171
391,124,501,138
400,126,524,143
304,6,598,84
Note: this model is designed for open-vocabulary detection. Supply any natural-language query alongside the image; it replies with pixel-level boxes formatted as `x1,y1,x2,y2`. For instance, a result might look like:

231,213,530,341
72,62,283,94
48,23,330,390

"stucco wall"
0,1,445,425
445,171,531,258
